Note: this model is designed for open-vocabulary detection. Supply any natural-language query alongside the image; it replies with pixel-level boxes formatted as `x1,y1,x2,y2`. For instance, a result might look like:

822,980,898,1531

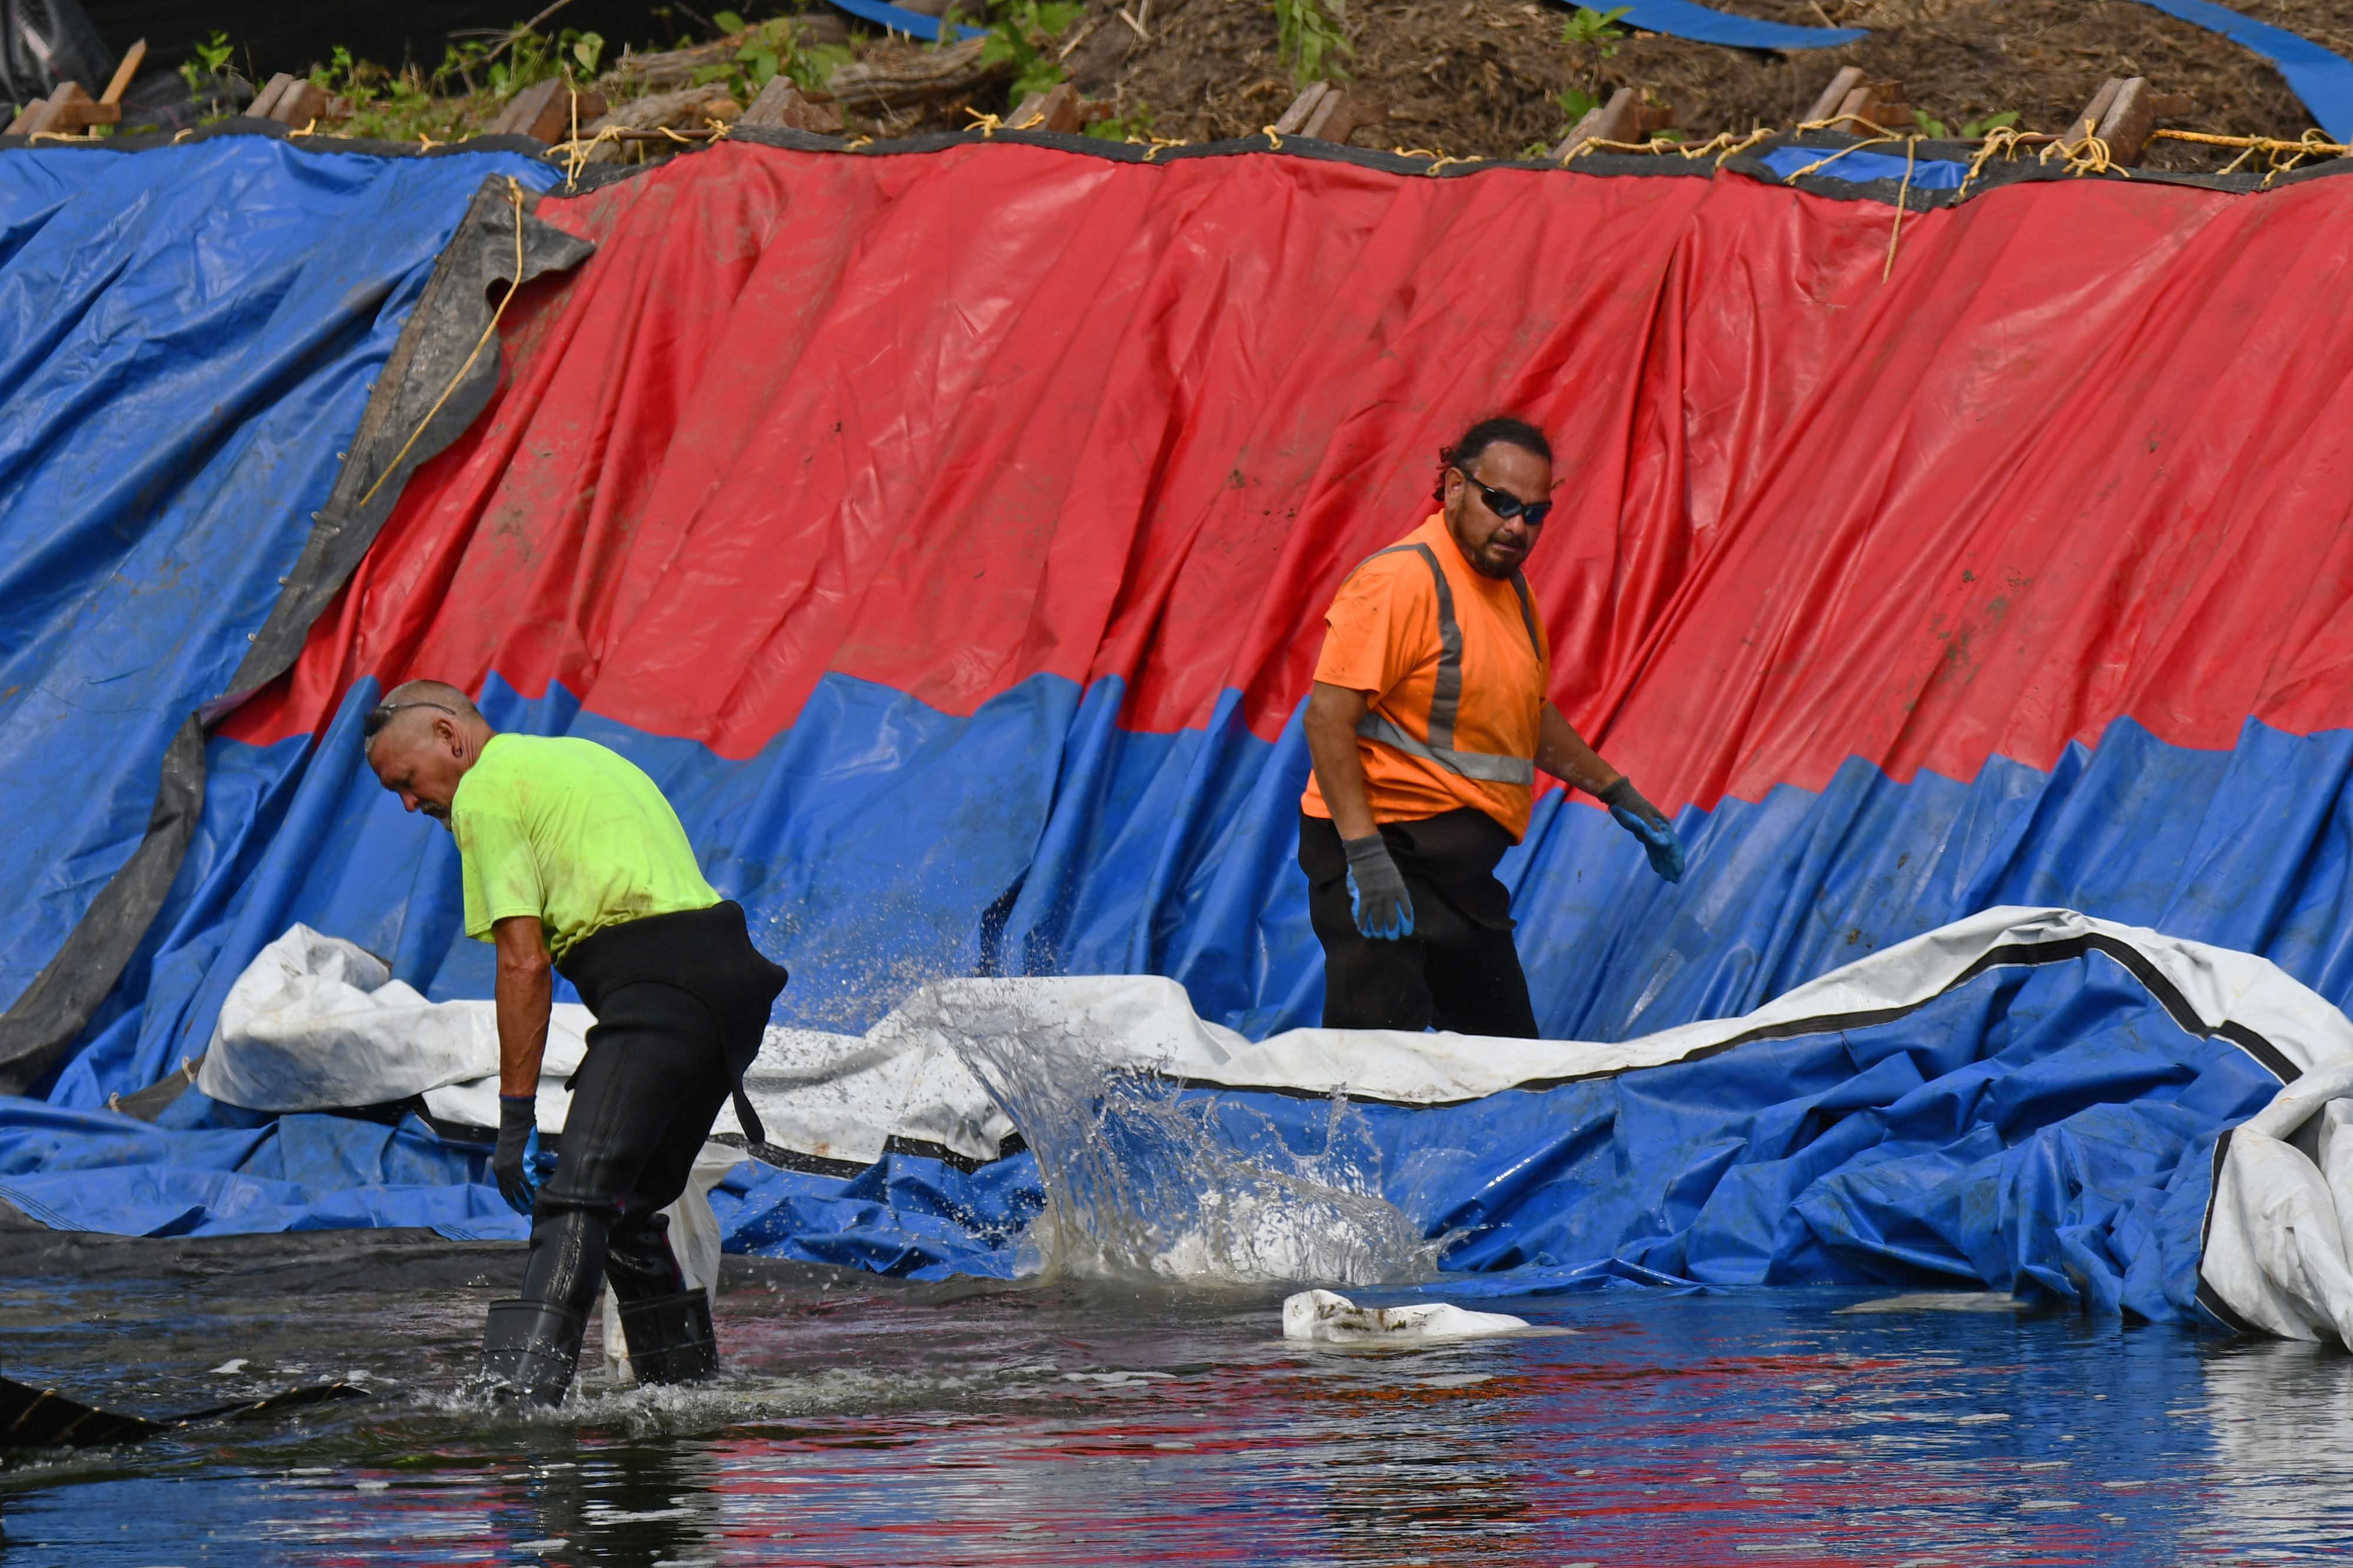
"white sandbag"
1282,1288,1530,1344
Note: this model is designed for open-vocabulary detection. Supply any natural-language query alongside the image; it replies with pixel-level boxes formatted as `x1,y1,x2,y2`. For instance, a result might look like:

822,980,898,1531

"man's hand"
1342,833,1416,940
492,1094,539,1215
1601,776,1685,883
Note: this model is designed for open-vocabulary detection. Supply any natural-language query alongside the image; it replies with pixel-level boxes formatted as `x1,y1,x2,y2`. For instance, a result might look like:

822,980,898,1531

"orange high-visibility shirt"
1301,515,1552,840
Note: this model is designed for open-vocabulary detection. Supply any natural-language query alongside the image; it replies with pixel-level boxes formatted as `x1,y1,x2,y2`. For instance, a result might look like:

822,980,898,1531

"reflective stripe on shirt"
1351,541,1542,786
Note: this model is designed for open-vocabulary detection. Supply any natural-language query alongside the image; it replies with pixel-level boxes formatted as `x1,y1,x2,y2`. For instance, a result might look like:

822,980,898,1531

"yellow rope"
548,122,625,187
416,132,442,152
964,109,1005,137
2042,126,2123,178
1573,136,1679,157
356,178,530,511
1882,135,1916,281
1262,125,1282,150
843,134,874,151
1705,126,1774,165
287,117,320,139
1136,134,1188,161
2150,128,2352,157
1796,114,1908,141
1956,124,2031,198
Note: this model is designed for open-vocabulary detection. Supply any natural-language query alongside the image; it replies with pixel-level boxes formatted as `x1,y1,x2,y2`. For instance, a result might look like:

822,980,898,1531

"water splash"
915,989,1442,1287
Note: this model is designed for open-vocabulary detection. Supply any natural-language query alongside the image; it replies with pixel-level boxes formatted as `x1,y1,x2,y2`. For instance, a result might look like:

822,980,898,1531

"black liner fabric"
0,1372,371,1450
0,169,595,1096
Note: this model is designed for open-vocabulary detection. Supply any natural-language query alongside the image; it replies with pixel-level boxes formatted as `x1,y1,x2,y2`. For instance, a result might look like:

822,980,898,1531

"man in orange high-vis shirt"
1298,415,1684,1036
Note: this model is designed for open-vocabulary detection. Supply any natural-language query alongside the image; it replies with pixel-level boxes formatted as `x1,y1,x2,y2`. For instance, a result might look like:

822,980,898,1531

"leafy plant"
1553,6,1628,135
971,0,1084,110
691,14,853,101
1913,108,2020,139
1086,99,1154,141
1560,4,1630,54
180,30,235,96
1273,0,1351,87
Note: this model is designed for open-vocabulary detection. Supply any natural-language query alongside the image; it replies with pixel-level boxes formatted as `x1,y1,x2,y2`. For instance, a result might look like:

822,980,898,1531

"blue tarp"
2122,0,2353,141
0,137,558,1026
876,0,1870,51
1760,146,1973,188
1608,0,1862,50
0,945,2269,1322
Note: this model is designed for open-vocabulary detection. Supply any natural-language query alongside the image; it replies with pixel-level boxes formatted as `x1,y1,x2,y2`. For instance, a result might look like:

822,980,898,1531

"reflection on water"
6,1253,2353,1566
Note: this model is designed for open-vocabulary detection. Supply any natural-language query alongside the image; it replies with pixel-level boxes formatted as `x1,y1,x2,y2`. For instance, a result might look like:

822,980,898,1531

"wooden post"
1804,65,1866,125
1302,88,1384,145
99,39,146,108
1006,82,1090,134
2094,78,2195,166
1274,81,1385,144
1831,78,1910,135
1549,88,1673,159
1551,86,1635,159
1273,82,1329,136
2057,77,2126,156
246,72,296,122
487,78,611,142
7,81,119,136
740,76,845,133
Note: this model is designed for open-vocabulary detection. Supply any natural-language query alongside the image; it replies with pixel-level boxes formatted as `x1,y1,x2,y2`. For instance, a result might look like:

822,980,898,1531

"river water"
5,1237,2352,1567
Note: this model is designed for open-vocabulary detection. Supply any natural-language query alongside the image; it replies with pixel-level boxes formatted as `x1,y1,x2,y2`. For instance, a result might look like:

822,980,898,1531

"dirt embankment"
1055,0,2349,171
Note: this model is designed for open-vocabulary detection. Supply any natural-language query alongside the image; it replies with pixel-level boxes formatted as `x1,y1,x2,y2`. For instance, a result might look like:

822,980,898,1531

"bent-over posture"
1299,416,1684,1036
365,681,786,1404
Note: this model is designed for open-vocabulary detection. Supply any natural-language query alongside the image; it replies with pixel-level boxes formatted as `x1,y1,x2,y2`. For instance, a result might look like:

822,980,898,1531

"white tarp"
201,908,2353,1343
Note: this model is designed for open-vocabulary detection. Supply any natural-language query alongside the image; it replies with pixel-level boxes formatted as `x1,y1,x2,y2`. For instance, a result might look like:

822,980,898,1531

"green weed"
1273,0,1351,87
1912,108,2021,139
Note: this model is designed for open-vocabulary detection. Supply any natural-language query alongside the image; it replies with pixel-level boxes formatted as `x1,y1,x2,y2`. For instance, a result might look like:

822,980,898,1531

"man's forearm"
1535,703,1625,798
1304,682,1381,840
492,919,554,1098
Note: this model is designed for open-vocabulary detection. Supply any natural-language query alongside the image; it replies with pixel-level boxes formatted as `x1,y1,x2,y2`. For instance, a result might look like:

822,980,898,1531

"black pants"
1297,809,1538,1038
520,983,741,1316
522,902,788,1319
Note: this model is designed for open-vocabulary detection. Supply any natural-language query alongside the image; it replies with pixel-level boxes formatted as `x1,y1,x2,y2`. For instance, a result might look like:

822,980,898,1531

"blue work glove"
492,1094,541,1216
1603,776,1685,884
1342,832,1416,940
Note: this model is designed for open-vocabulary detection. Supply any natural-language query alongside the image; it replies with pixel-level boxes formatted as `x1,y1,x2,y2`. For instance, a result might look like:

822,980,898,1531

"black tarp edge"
0,175,596,1096
4,114,2347,208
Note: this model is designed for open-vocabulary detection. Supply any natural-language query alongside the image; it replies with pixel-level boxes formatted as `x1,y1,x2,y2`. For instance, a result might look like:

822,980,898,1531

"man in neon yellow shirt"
365,679,787,1406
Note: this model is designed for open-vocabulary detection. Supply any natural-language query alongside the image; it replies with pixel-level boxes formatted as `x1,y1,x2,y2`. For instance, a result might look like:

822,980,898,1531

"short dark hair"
1435,416,1552,502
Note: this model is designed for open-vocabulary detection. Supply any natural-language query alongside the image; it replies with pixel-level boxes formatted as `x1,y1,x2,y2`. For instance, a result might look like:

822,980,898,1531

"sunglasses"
1456,466,1553,529
362,700,456,739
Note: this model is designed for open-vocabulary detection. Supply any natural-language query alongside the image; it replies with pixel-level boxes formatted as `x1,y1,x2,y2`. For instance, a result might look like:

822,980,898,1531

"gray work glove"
1342,833,1417,940
1602,777,1686,884
492,1095,541,1216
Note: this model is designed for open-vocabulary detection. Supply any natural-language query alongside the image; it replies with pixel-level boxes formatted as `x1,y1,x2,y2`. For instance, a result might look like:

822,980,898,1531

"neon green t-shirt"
451,733,719,960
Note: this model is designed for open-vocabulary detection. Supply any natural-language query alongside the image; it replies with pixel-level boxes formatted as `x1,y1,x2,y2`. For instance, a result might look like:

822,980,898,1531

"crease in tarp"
0,141,588,1095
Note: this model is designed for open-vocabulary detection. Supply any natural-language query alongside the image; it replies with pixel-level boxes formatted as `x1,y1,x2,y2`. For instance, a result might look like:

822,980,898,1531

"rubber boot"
616,1289,719,1386
481,1299,587,1407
